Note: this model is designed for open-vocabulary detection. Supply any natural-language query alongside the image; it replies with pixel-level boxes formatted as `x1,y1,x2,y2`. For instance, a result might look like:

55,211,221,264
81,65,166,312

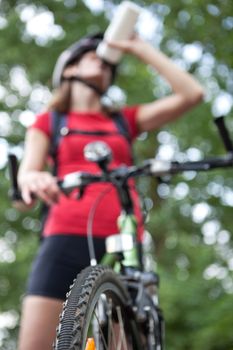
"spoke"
93,308,108,350
107,301,112,349
92,297,129,350
116,306,128,350
107,299,117,350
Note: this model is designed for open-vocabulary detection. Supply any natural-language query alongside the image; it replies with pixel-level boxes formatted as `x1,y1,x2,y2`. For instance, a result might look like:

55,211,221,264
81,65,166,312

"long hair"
47,81,72,114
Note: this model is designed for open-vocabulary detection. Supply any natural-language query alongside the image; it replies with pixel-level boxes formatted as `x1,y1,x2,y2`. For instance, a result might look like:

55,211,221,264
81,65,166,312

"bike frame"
101,211,140,270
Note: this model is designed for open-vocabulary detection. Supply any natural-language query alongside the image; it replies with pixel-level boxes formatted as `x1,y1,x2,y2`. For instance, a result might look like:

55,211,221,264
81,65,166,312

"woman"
17,33,204,350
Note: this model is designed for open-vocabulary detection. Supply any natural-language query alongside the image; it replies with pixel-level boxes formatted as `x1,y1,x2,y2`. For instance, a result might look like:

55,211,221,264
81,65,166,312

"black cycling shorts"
26,235,106,300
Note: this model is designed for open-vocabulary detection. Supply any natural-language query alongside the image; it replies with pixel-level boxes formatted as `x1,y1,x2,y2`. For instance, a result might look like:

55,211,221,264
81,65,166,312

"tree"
0,1,232,349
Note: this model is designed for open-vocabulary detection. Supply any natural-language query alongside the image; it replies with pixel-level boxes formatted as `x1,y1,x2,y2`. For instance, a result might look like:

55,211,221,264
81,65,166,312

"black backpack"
49,109,132,175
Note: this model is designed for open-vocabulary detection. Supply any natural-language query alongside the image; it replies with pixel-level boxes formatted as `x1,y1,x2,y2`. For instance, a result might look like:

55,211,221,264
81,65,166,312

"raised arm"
18,128,61,206
108,36,204,132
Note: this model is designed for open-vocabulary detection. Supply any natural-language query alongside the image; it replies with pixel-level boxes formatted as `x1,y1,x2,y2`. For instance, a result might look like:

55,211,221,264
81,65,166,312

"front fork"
123,268,165,350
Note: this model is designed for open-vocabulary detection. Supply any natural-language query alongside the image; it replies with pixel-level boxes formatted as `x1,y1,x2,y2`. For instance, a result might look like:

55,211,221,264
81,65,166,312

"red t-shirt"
31,107,144,239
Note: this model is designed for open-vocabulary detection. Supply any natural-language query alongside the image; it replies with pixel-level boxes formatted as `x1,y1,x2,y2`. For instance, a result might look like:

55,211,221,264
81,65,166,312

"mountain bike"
8,115,233,350
52,139,164,350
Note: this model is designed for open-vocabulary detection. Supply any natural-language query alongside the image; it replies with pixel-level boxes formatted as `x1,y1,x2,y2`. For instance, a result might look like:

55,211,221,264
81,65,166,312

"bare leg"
18,295,63,350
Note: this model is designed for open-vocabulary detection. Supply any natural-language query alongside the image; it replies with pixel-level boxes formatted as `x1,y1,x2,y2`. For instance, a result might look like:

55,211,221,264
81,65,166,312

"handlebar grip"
214,116,233,153
8,153,22,201
59,171,100,195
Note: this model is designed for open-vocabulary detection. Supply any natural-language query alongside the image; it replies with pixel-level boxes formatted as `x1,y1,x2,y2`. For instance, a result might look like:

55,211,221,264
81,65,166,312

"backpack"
49,109,132,175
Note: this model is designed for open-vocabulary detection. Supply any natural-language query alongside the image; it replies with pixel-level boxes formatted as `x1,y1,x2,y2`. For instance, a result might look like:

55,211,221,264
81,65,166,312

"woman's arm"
108,37,204,132
18,128,61,206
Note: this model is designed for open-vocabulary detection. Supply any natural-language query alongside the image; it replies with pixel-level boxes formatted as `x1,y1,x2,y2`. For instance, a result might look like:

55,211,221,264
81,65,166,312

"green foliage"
0,0,233,349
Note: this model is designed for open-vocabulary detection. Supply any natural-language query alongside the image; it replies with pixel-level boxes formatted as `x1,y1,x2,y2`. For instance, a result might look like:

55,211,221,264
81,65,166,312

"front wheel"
54,265,143,350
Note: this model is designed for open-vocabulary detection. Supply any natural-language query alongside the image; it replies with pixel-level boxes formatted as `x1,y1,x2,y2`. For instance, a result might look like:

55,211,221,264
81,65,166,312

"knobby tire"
54,265,143,350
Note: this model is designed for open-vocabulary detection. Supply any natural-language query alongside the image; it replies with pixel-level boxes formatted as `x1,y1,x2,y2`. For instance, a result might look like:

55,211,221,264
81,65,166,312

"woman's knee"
18,295,63,350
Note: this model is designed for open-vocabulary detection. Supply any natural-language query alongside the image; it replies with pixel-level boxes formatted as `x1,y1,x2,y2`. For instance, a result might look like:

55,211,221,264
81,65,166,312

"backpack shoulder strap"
110,110,131,144
49,110,67,174
49,110,67,157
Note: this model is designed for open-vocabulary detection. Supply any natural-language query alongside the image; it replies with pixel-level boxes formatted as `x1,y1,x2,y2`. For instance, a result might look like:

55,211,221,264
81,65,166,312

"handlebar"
8,153,233,201
8,115,233,203
59,153,233,195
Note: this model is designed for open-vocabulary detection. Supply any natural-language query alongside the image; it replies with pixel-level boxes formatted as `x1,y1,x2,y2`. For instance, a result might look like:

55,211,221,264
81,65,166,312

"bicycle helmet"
52,33,117,90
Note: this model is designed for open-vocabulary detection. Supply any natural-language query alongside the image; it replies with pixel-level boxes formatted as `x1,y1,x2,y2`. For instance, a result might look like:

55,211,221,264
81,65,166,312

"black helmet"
52,33,117,89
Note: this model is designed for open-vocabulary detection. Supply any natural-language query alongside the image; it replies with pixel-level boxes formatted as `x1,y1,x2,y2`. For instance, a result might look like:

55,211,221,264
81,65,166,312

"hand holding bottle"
96,1,141,64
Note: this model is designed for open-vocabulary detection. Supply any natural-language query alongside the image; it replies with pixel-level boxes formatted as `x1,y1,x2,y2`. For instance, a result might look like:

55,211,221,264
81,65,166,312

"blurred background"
0,0,233,349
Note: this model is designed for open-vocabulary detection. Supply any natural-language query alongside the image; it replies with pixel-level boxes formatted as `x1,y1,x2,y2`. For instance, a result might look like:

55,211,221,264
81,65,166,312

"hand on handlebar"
18,171,61,206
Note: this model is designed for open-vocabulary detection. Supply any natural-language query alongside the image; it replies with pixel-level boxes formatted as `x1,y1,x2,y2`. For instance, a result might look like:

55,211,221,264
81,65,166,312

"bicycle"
54,140,165,350
8,115,233,350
